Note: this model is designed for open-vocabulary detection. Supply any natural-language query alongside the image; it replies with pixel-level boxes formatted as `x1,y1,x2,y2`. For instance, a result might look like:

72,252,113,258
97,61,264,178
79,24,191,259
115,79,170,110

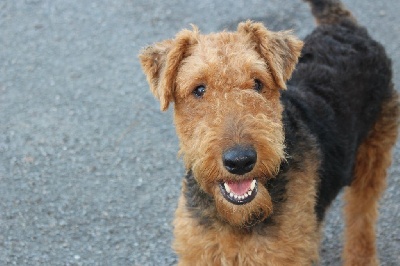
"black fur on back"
283,20,393,220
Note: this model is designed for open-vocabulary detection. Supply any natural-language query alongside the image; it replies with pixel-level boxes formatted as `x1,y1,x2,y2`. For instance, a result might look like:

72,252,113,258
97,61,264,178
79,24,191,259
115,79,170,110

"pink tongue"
226,180,252,195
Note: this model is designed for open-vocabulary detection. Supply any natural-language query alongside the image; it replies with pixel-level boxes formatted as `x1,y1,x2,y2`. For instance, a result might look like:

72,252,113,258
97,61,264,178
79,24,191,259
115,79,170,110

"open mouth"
219,179,258,205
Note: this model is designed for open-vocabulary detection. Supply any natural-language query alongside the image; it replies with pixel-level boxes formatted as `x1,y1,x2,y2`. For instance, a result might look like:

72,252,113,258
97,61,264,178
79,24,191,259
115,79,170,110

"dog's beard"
182,130,284,227
213,180,273,227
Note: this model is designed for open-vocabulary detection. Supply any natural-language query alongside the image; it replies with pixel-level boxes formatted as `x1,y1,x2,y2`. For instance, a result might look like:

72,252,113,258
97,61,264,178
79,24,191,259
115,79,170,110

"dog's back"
282,0,396,220
283,1,399,264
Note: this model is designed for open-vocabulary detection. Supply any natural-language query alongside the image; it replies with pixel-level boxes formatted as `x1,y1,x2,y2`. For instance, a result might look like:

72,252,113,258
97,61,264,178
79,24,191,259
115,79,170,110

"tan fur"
139,27,199,110
343,90,399,266
237,21,303,89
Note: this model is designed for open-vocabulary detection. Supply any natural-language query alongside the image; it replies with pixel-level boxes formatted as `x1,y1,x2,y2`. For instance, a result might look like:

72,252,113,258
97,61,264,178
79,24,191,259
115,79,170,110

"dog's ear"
139,27,199,111
237,21,303,89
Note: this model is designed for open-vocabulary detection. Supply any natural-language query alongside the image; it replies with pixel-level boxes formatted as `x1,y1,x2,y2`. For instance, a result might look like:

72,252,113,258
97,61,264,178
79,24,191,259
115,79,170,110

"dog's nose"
223,146,257,175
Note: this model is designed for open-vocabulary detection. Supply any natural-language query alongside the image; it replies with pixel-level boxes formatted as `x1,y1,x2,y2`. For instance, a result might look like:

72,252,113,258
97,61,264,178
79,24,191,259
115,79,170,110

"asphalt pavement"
1,0,399,265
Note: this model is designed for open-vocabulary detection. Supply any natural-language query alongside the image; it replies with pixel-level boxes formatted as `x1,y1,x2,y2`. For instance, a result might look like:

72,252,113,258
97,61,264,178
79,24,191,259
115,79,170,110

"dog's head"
139,21,303,227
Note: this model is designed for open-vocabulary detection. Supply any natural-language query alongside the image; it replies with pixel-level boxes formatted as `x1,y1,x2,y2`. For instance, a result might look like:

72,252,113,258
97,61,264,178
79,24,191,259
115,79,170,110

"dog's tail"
303,0,357,25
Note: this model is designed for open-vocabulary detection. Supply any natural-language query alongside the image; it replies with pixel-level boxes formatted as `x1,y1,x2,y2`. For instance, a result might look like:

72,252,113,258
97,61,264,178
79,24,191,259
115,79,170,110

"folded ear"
139,27,199,111
237,21,303,89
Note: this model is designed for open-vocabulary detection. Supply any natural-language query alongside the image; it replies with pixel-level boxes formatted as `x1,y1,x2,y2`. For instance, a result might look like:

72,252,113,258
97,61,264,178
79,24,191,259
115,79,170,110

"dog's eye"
193,85,206,98
253,79,263,92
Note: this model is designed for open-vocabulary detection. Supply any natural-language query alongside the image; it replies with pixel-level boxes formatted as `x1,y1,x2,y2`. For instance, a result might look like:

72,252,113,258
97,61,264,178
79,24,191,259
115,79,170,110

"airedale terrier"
139,0,399,264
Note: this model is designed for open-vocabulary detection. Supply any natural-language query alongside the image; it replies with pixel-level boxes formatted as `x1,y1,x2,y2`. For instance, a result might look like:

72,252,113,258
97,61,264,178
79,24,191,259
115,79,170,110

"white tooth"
229,192,234,198
234,195,239,199
244,192,248,198
239,196,243,200
250,180,256,190
247,190,252,196
224,183,231,193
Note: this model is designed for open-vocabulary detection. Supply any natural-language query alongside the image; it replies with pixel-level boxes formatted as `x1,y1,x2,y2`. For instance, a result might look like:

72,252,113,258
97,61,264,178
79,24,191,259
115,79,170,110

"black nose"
222,146,257,175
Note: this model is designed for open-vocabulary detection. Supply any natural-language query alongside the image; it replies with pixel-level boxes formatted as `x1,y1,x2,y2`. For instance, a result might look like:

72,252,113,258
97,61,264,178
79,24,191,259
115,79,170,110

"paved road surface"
1,0,399,265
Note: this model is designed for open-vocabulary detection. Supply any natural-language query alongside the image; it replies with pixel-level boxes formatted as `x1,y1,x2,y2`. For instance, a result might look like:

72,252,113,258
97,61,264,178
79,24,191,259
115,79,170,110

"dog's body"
140,0,399,265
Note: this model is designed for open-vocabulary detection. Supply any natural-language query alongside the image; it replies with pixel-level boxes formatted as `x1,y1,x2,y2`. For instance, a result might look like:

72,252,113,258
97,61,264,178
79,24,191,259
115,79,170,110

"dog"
139,0,399,264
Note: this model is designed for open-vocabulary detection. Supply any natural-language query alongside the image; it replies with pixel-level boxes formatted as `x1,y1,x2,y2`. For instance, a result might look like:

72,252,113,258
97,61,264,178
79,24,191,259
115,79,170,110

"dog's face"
140,21,303,227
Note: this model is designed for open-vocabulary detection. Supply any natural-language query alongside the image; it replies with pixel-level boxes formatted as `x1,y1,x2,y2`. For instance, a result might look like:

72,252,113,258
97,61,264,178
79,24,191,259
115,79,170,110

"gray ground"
1,0,399,265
